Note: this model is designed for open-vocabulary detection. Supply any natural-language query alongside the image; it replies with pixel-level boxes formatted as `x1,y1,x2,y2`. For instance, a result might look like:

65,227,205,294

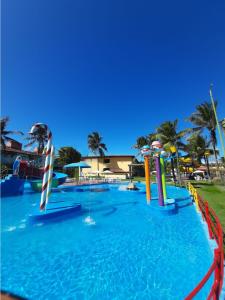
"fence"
185,182,224,299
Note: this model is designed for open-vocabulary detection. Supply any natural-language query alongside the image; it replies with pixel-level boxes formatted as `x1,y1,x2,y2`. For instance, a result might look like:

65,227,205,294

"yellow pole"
144,156,151,204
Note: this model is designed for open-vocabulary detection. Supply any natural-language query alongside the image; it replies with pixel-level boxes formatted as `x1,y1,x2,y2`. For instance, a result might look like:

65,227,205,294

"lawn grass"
190,181,225,251
191,182,225,232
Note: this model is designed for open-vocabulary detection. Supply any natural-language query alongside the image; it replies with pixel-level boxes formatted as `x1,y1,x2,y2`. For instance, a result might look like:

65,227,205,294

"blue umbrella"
63,162,91,169
63,162,91,180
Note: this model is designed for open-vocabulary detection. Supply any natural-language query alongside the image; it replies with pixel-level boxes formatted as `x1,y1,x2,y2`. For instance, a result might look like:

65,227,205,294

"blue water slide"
53,172,68,185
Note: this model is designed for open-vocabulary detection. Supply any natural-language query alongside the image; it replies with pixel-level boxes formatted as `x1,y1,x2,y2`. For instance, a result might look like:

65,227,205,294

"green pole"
160,157,167,200
209,85,225,159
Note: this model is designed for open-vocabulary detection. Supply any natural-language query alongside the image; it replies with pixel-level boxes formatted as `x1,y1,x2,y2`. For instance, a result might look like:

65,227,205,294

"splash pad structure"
141,143,176,214
28,123,81,222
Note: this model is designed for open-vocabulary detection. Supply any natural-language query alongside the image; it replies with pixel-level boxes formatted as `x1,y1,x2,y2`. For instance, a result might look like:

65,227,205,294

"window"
103,168,110,171
103,158,110,164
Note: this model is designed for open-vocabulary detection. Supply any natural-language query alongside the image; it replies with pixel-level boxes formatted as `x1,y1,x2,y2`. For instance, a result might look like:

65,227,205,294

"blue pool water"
1,183,214,299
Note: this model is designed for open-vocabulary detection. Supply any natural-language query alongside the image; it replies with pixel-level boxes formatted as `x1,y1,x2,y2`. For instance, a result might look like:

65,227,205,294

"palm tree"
88,132,107,173
25,126,48,154
55,147,82,177
220,118,225,137
156,120,188,184
185,134,213,176
147,133,157,146
133,134,156,153
88,132,107,156
188,101,220,176
1,117,23,149
57,147,81,166
133,136,148,152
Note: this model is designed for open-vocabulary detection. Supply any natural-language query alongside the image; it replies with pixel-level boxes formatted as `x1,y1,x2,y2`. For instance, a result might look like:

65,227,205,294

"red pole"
214,249,221,299
205,202,213,239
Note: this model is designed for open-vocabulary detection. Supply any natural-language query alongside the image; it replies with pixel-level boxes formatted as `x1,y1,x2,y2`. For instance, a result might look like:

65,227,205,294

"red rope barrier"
185,186,224,299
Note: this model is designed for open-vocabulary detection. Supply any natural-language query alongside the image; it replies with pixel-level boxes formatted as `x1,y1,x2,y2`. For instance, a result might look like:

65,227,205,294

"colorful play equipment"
1,156,25,197
29,123,54,210
141,142,171,207
141,145,151,204
30,177,58,192
13,156,22,175
160,152,167,200
29,172,67,192
28,123,81,222
1,127,68,198
154,154,164,206
152,141,165,206
126,181,139,191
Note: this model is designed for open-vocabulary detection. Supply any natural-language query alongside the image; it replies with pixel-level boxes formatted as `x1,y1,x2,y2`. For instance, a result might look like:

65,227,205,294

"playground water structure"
0,175,25,197
1,182,224,300
1,123,67,197
29,172,67,192
0,172,67,197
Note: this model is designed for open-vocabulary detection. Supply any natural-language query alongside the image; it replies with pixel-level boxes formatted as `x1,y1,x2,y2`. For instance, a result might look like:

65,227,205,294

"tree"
187,101,220,176
220,118,225,136
25,126,48,154
133,134,156,157
88,132,107,156
88,132,107,174
185,134,213,176
1,117,23,149
133,136,148,155
57,147,81,166
156,120,188,184
147,133,157,146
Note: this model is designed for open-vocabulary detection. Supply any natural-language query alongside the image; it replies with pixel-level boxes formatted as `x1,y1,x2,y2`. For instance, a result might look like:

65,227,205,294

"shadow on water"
29,201,139,226
49,199,104,206
102,206,117,216
177,202,193,209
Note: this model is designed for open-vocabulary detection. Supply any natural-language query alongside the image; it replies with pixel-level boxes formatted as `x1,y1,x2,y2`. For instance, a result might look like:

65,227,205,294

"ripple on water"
1,183,213,300
5,226,17,232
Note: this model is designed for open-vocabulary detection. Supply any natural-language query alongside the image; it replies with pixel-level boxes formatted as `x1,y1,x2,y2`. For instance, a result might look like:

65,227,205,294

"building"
1,139,43,167
82,155,135,179
5,139,22,150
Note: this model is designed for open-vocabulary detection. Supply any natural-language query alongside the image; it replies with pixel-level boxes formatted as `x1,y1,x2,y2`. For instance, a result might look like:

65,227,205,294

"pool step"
28,202,82,223
149,198,177,215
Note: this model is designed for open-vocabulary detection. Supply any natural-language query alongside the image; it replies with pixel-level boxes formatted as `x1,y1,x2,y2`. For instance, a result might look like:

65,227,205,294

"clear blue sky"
2,0,225,156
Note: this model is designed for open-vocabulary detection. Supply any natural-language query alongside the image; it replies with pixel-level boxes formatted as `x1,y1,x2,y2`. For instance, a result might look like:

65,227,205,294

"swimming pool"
1,183,214,299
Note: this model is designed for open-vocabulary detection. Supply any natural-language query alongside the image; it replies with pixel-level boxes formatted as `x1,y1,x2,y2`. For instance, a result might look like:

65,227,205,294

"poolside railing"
185,182,224,300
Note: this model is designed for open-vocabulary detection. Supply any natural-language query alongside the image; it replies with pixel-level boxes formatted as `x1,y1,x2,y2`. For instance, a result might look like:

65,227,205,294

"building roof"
2,147,42,156
110,168,128,174
82,155,135,159
4,137,22,144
